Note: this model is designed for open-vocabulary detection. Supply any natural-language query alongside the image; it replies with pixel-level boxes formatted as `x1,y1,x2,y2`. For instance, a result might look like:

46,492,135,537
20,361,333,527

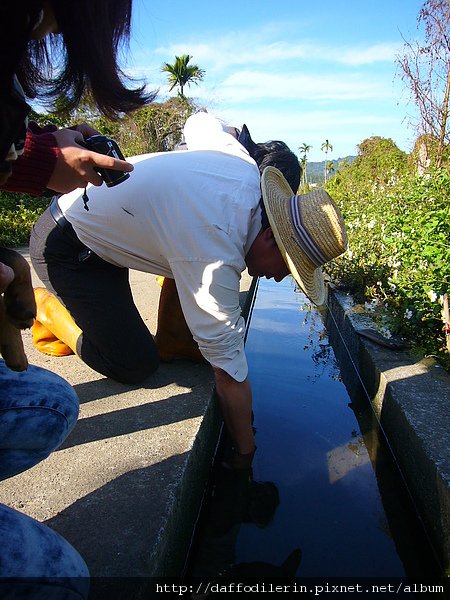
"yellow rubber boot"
32,320,74,356
155,277,205,363
32,288,81,356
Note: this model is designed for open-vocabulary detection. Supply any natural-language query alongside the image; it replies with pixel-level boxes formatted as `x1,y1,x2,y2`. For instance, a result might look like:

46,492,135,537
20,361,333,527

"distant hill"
306,156,356,184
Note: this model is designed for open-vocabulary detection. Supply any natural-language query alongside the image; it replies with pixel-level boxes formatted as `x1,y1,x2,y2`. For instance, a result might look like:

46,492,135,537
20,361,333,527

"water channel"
186,276,443,584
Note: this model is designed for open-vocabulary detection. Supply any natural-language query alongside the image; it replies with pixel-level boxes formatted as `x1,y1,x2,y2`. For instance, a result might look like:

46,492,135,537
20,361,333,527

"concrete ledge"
0,249,253,598
146,391,222,578
2,247,447,587
326,287,450,575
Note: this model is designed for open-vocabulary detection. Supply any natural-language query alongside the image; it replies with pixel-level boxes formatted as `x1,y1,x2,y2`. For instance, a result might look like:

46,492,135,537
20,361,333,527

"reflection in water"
188,277,440,580
228,547,302,579
191,465,281,578
326,434,370,484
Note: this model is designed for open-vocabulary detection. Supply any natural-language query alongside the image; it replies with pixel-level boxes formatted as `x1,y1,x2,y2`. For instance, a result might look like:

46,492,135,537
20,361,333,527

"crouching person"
0,361,89,599
29,116,347,471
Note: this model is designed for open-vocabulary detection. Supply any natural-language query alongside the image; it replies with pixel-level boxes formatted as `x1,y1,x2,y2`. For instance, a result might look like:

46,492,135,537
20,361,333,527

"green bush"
0,191,49,246
326,137,450,368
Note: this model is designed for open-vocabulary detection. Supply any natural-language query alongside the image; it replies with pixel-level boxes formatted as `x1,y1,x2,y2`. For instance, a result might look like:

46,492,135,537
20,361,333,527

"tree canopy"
397,0,450,166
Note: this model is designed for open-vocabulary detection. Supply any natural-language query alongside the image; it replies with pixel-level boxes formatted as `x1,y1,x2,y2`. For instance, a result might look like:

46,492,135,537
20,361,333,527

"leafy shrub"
0,192,49,246
326,137,449,367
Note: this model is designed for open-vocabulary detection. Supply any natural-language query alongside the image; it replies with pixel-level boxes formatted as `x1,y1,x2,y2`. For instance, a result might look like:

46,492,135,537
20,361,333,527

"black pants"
30,207,159,384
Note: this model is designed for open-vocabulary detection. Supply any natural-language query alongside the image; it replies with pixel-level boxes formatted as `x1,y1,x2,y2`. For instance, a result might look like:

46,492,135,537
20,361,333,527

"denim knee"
0,361,79,479
0,503,89,599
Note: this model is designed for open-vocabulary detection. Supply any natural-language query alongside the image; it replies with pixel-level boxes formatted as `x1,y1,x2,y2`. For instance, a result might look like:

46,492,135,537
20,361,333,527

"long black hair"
4,1,155,119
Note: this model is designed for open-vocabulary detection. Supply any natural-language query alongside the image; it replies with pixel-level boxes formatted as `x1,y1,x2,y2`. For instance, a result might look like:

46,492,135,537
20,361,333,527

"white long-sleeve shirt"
58,117,262,381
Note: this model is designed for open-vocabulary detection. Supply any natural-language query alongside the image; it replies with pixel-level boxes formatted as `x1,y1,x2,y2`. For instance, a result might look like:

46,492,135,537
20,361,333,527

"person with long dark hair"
0,2,154,595
1,1,156,192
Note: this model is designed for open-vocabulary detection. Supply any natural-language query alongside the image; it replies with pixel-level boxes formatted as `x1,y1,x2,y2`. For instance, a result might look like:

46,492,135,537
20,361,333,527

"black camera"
82,135,130,187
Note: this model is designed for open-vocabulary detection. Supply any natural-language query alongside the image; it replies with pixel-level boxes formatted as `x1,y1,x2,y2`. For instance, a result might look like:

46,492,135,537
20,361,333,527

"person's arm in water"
213,368,255,465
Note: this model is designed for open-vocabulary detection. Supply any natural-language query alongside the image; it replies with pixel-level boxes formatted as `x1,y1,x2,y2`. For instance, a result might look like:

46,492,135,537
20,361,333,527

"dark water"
187,277,442,580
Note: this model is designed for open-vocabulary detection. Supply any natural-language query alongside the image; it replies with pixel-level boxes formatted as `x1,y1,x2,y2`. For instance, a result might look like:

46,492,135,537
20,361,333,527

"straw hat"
261,166,348,306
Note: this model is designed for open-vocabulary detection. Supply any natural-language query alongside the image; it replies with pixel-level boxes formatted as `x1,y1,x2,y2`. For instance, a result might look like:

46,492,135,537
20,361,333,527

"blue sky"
126,0,425,162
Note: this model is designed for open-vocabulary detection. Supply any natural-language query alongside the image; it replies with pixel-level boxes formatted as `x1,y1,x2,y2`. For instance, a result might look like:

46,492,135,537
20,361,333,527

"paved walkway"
0,249,253,594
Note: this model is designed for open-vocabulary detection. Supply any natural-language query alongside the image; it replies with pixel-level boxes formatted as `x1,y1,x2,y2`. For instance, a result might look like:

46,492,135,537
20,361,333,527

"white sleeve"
170,258,248,382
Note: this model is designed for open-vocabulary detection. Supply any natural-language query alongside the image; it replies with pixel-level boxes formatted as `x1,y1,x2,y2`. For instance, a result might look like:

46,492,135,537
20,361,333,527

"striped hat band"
289,195,328,267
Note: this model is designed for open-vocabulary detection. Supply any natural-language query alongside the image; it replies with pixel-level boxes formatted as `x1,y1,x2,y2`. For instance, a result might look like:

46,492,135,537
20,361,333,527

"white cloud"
217,107,400,130
215,70,391,103
133,28,401,108
337,42,401,65
132,67,394,106
203,105,412,161
152,36,400,70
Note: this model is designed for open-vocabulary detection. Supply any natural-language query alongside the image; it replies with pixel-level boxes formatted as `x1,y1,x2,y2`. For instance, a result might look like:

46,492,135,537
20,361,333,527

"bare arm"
0,250,36,372
213,366,255,456
0,262,14,294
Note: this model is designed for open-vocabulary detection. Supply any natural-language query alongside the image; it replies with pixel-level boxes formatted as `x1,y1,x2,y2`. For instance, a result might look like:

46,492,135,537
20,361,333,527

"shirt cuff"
202,337,249,382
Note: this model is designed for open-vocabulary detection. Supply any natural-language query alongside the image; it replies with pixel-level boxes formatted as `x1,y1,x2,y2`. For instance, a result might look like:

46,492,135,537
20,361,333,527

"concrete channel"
0,252,448,597
326,286,450,578
188,277,449,588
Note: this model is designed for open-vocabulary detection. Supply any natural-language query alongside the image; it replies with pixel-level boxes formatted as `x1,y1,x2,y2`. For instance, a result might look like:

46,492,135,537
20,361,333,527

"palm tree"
161,55,205,98
321,139,333,182
300,156,310,190
327,161,335,178
298,143,312,186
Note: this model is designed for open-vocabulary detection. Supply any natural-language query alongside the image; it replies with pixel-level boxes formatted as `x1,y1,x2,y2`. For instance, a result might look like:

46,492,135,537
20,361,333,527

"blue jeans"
0,361,89,598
